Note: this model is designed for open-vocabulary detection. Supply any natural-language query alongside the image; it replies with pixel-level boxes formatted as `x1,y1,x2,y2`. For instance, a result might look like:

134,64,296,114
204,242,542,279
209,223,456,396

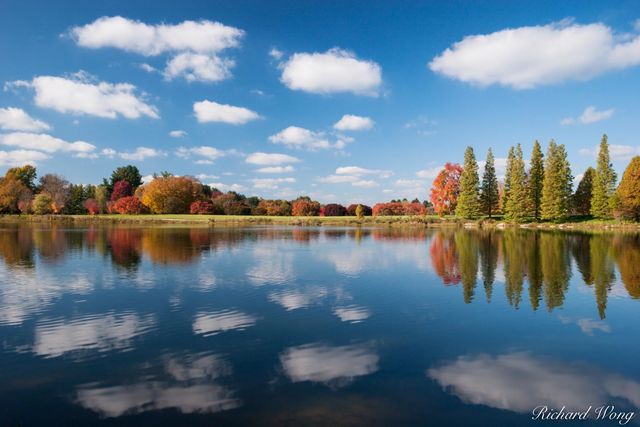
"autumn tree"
139,176,198,214
5,165,37,192
0,175,32,213
39,174,70,213
527,141,544,221
291,198,321,216
615,156,640,221
456,146,481,218
504,144,528,222
591,134,617,218
480,148,499,218
572,167,595,215
430,163,462,216
541,141,573,221
95,184,109,214
32,193,53,215
111,180,133,201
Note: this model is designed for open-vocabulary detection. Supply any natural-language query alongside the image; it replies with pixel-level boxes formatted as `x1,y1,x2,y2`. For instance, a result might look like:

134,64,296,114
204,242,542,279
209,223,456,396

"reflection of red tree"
107,228,142,267
430,232,460,285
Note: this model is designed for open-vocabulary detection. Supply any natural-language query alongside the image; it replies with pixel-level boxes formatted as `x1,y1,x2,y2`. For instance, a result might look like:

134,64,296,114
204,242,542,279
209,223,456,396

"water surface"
0,224,639,426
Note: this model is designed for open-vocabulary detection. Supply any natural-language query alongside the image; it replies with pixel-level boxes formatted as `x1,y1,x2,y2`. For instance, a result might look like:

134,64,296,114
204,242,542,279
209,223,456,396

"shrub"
347,204,372,216
372,202,426,216
32,194,54,215
111,180,133,201
111,196,147,214
140,176,198,214
257,199,291,216
190,200,215,214
292,199,321,216
84,198,100,215
322,203,347,216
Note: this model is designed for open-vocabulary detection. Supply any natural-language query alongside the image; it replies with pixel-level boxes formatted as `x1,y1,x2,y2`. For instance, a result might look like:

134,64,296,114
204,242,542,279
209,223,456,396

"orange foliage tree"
140,176,201,214
430,163,462,216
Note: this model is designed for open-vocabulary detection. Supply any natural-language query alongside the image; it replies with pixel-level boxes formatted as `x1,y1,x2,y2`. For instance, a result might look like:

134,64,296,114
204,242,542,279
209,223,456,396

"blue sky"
1,0,640,205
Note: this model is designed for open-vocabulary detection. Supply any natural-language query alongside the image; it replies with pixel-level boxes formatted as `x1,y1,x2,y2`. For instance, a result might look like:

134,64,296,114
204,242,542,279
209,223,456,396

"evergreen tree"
590,134,617,218
504,144,528,222
504,146,515,202
527,140,544,221
480,148,499,218
455,146,481,218
572,167,595,215
541,141,573,221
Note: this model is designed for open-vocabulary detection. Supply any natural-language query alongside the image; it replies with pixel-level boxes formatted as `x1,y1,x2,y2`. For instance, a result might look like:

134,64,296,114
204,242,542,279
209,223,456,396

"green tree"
572,167,595,215
480,148,499,218
107,165,143,192
95,184,109,214
504,146,515,202
32,193,54,215
455,146,481,218
541,141,573,221
527,141,544,221
64,184,89,214
5,165,37,191
591,134,617,218
355,204,364,219
616,156,640,221
504,144,528,222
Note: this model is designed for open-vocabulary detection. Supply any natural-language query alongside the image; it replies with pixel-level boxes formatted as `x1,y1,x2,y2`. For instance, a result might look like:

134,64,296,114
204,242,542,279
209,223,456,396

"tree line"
430,135,640,222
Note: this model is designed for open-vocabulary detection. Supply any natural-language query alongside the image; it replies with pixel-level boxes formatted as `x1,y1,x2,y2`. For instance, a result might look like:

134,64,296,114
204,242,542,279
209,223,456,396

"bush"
32,194,54,215
292,199,321,216
84,198,100,215
111,196,147,214
190,200,215,214
140,176,198,214
347,204,372,216
321,203,347,216
257,199,291,216
111,180,133,201
373,202,426,216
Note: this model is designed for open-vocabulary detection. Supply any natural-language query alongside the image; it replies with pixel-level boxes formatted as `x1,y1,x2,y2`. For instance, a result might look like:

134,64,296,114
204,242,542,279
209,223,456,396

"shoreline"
1,214,640,231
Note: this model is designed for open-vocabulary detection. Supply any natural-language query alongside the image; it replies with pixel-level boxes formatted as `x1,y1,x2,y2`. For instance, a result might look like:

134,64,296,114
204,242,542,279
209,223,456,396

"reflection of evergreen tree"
540,232,572,311
503,230,525,308
479,230,499,302
570,234,594,285
526,232,543,311
455,231,478,304
613,235,640,299
590,234,615,319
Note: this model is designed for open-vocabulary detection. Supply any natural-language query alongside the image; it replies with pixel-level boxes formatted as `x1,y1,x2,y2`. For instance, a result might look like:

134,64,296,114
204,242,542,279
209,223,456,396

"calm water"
1,224,639,426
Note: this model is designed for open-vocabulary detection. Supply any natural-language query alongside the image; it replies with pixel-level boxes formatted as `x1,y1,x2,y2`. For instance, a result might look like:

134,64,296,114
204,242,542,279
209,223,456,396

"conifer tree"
456,146,481,218
572,167,595,215
527,140,544,221
541,141,573,221
504,144,527,222
591,134,617,218
504,146,515,203
480,148,499,218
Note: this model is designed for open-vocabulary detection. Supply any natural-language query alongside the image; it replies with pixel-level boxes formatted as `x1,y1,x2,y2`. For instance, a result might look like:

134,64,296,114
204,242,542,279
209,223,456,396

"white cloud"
333,114,374,131
0,132,96,154
208,182,247,193
430,20,640,89
335,166,391,177
269,126,339,150
195,174,220,181
252,177,296,189
318,174,358,184
169,130,187,138
12,73,158,119
70,17,244,84
0,149,49,166
193,100,261,125
164,53,234,82
352,180,378,188
102,147,165,161
395,178,425,187
0,107,50,132
416,166,443,179
139,63,157,73
561,105,615,125
176,146,226,162
269,47,283,60
255,165,295,174
280,48,382,96
580,144,640,162
245,152,300,165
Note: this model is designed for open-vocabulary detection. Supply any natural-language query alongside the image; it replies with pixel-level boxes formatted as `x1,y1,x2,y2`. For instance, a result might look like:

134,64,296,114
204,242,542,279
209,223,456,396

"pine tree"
504,144,528,222
572,167,595,215
527,140,544,221
504,146,515,203
480,148,499,218
591,134,617,218
456,146,481,218
541,141,573,221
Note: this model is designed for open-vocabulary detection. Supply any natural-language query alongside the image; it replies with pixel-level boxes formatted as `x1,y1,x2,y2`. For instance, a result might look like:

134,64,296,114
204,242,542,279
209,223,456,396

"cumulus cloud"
335,166,391,177
252,177,296,189
10,73,158,119
208,182,247,193
430,20,640,89
176,146,226,162
193,100,261,125
70,16,244,83
416,166,443,179
561,106,615,125
0,149,49,166
0,132,96,157
245,152,300,165
580,144,640,162
269,47,284,60
0,107,50,132
318,173,379,188
169,130,187,138
102,147,165,161
255,165,295,174
333,114,374,131
280,48,382,96
269,126,352,151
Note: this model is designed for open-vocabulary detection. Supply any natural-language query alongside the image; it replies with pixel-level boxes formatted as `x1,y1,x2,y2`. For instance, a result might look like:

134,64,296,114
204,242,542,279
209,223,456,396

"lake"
0,224,639,426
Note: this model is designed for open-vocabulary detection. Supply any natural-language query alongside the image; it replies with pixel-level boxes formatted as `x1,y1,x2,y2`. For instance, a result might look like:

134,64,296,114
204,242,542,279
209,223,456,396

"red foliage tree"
321,203,347,216
430,163,463,216
292,199,321,216
372,202,426,216
257,199,291,216
84,198,100,215
190,200,215,214
346,204,372,216
111,180,133,201
111,196,147,214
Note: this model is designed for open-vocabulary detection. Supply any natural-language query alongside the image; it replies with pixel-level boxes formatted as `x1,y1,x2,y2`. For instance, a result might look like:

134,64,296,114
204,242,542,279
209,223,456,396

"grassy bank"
2,214,640,230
